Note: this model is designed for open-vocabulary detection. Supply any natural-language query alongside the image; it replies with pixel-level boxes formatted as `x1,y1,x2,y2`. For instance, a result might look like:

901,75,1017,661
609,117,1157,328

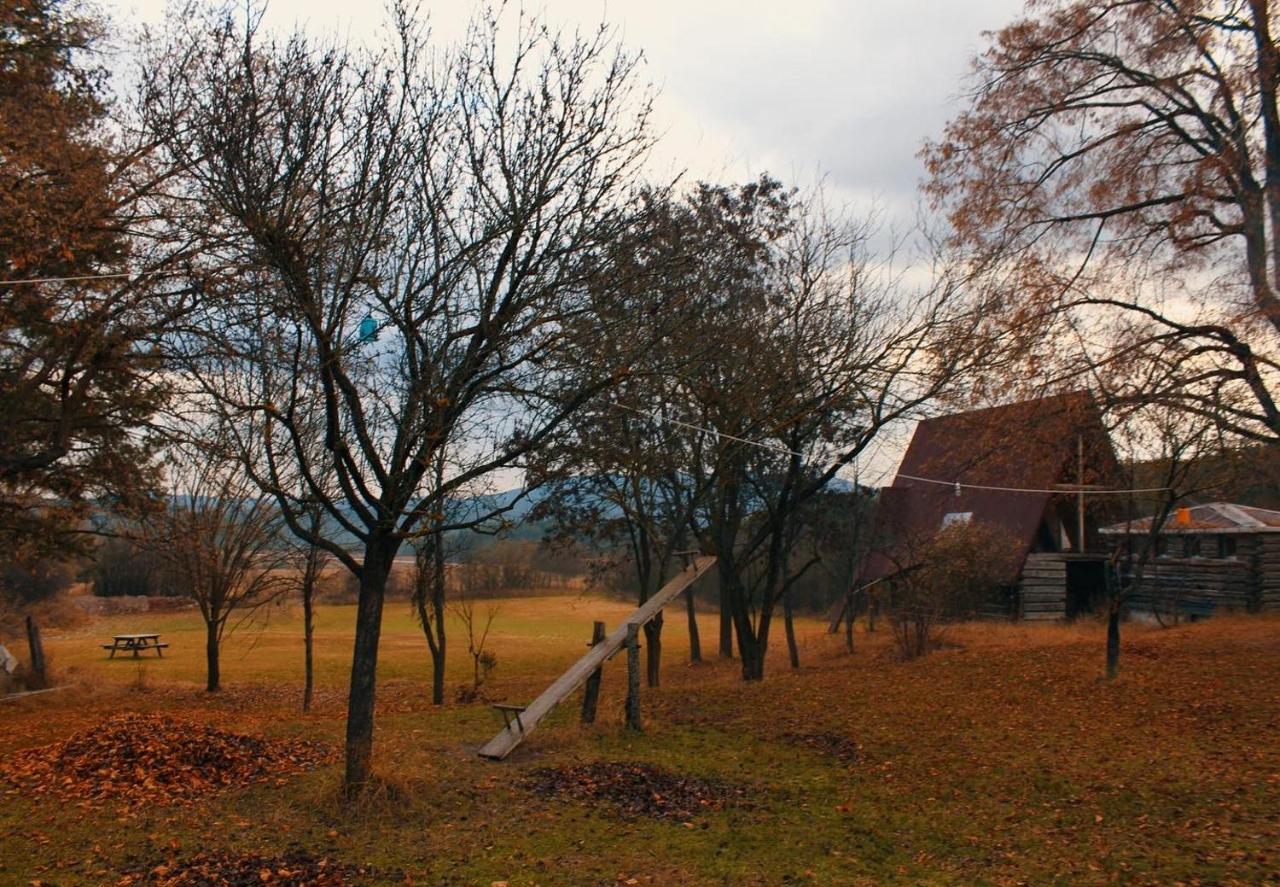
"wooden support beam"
477,555,715,760
625,624,641,731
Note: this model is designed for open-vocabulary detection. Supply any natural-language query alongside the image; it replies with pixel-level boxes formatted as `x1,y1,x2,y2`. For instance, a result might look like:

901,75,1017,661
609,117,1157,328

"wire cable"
0,269,187,287
608,401,1169,496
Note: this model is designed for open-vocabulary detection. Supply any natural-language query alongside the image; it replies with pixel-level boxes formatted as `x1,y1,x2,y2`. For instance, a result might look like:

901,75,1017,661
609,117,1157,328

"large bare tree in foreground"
925,0,1280,442
142,5,656,791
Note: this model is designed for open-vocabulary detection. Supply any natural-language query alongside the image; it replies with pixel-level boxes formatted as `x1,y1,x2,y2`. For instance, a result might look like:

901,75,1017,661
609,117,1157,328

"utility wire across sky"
609,402,1170,496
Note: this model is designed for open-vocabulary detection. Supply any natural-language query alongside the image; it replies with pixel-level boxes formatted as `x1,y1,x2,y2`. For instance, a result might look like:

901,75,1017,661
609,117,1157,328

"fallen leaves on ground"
114,849,379,886
780,731,861,765
0,713,332,806
521,761,748,822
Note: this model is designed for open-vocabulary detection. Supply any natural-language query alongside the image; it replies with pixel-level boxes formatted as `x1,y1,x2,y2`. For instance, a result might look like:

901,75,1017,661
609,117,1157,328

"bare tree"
673,180,992,681
451,593,498,703
142,446,293,692
298,499,327,713
1103,405,1224,678
925,0,1280,444
141,5,656,790
531,207,713,681
411,450,451,707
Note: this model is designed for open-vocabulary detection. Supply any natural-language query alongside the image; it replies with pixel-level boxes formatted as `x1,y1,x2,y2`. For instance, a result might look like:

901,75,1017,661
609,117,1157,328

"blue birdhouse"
358,314,378,343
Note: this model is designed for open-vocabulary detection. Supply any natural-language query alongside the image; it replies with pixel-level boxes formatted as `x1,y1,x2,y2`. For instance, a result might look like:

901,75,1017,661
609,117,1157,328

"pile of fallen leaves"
0,713,331,805
521,761,748,822
115,850,375,886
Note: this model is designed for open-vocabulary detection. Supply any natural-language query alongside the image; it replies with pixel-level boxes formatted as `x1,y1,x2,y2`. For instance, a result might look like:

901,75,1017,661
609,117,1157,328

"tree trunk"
429,532,446,706
430,614,446,706
783,587,800,669
740,636,764,680
302,581,315,713
1106,605,1121,680
581,620,605,723
345,538,396,794
843,589,855,653
733,599,764,681
24,616,46,689
205,618,220,693
643,612,662,688
414,531,448,706
301,510,324,714
717,567,735,657
685,587,702,663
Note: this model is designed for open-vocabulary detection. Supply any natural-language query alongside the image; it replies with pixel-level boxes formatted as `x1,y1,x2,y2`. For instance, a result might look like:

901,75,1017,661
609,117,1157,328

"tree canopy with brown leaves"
0,0,193,557
925,0,1280,443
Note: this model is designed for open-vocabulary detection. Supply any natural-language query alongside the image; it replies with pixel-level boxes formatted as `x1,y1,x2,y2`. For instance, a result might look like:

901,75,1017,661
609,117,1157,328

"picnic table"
102,634,168,658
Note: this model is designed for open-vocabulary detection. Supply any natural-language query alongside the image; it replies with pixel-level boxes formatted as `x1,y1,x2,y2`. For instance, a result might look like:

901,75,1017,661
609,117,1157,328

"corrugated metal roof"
859,392,1120,585
1100,502,1280,535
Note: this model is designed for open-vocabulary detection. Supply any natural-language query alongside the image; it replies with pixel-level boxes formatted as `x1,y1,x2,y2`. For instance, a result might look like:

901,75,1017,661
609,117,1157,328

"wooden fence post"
580,621,606,724
625,623,642,731
25,615,46,689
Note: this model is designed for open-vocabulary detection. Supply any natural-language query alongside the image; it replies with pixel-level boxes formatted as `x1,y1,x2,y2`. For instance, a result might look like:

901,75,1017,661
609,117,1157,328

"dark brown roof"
859,392,1120,585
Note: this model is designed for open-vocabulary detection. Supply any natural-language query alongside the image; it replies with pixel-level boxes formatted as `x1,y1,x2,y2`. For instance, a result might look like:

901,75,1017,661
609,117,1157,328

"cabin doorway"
1065,559,1106,618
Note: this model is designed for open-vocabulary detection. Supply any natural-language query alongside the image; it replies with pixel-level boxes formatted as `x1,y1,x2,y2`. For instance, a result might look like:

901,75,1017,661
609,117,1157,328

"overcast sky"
117,1,1026,233
113,0,1030,485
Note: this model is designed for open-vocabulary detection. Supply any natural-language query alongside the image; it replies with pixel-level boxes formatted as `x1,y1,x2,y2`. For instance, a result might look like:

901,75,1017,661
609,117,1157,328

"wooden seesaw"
477,554,717,761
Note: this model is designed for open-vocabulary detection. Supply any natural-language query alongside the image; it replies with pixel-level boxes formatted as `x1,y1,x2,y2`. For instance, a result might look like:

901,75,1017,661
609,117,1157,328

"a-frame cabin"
859,392,1122,620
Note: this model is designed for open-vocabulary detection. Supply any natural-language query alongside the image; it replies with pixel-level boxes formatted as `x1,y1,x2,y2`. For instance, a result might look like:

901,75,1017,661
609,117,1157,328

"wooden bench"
491,703,528,734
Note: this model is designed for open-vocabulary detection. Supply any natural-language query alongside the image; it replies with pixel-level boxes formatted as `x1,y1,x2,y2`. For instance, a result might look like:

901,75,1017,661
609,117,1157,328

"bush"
885,521,1016,659
1,558,76,605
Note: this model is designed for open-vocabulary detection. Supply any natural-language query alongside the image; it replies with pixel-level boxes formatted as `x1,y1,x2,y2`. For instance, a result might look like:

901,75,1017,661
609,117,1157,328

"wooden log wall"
1127,554,1254,613
1019,553,1067,621
1254,535,1280,611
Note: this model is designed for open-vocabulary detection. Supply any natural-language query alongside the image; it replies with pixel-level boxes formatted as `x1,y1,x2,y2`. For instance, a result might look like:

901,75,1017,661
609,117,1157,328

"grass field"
2,595,1279,885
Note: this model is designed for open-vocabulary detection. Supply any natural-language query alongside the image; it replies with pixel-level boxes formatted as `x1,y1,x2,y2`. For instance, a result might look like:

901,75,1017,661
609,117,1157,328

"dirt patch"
0,713,332,806
521,761,749,822
781,731,861,765
115,849,385,886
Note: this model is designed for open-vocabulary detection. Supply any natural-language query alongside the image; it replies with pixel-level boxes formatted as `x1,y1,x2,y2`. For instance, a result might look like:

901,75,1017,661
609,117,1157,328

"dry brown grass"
1,599,1278,885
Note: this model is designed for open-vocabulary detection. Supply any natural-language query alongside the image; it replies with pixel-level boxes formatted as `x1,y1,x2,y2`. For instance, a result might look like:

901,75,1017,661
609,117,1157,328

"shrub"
0,558,76,605
885,521,1015,659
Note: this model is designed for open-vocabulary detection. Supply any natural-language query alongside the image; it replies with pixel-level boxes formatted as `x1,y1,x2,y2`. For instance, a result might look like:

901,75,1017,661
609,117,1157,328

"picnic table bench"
102,634,168,658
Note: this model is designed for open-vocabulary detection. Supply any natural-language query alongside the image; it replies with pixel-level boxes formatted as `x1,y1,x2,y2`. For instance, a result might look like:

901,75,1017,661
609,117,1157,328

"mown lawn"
2,595,1278,885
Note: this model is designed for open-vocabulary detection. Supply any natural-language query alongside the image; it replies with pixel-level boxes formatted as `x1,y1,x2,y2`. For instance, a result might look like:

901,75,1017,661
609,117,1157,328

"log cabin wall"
1255,535,1280,611
1127,556,1254,613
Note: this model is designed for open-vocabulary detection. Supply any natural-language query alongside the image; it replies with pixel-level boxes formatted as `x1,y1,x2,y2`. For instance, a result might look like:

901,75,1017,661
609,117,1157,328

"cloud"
120,0,1026,222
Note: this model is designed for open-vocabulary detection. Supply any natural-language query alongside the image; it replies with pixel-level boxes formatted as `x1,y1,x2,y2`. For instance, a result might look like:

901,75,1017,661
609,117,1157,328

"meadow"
2,595,1278,885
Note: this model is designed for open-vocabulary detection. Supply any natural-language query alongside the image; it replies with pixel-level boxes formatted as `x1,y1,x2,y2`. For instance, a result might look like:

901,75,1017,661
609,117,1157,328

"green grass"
2,597,1279,885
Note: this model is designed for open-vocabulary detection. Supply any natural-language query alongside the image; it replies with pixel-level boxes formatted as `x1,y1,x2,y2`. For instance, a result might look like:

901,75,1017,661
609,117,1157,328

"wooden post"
25,616,46,689
1077,434,1086,552
580,621,606,724
625,623,642,731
